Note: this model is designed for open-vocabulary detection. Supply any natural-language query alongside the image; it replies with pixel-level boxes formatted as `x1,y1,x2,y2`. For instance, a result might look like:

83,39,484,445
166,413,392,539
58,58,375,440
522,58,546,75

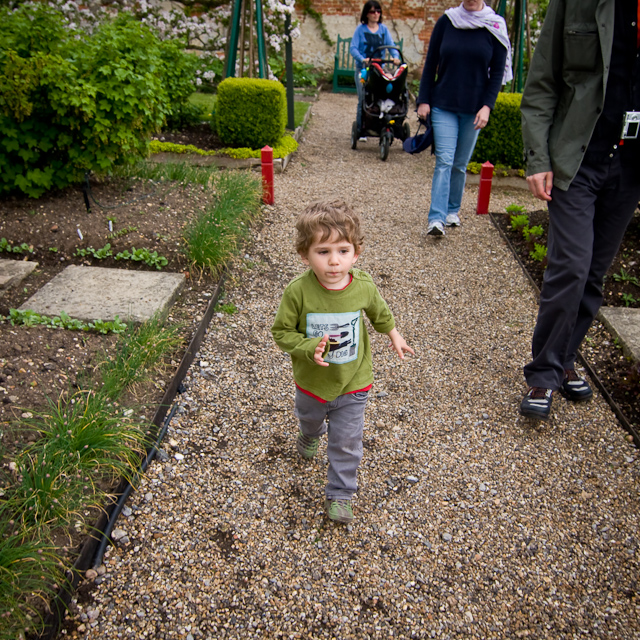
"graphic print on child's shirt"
307,311,361,364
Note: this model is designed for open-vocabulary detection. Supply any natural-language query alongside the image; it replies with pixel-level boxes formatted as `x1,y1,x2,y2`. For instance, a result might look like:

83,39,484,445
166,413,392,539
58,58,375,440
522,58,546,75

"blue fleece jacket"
417,14,507,114
350,23,398,72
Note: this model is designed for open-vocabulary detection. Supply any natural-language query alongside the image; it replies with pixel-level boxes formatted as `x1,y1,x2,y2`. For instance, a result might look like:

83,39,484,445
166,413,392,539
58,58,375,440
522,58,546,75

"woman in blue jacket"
350,1,399,139
417,0,511,236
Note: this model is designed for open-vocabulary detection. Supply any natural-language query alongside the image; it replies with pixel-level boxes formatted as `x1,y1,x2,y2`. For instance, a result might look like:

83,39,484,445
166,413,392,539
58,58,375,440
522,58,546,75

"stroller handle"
369,44,405,66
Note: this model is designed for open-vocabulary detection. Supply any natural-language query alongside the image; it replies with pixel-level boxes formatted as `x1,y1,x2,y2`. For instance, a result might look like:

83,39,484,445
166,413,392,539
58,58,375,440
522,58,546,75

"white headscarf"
445,2,513,84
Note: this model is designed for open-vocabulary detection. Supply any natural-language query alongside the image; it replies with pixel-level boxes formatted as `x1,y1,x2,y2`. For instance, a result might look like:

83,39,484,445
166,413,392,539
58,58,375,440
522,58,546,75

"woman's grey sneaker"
325,498,354,523
520,387,553,420
296,431,319,459
427,221,445,237
445,213,461,227
560,369,593,402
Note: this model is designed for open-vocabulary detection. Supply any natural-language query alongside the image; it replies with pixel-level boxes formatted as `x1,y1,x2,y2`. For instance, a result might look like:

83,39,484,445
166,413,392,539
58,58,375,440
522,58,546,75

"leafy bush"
0,5,198,198
269,56,323,87
472,92,524,169
215,78,286,148
159,40,203,129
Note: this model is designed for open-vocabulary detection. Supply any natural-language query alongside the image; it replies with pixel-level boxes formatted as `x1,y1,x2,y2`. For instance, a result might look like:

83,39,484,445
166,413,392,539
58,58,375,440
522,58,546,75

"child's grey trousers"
294,388,369,500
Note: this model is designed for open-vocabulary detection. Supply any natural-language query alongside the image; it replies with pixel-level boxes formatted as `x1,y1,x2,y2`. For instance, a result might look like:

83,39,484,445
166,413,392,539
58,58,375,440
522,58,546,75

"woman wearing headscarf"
417,0,512,236
350,0,399,140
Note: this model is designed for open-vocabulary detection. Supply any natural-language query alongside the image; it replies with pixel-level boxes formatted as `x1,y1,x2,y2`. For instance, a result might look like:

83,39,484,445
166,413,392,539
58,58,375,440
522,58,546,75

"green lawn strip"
149,135,298,160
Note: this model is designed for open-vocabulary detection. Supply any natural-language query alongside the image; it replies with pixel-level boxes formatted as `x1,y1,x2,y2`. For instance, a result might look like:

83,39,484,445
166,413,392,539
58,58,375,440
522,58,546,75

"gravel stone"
67,92,640,640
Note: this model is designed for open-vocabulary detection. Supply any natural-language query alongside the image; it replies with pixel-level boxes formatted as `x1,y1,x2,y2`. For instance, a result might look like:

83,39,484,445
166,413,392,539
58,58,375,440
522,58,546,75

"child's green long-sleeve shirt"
271,268,395,402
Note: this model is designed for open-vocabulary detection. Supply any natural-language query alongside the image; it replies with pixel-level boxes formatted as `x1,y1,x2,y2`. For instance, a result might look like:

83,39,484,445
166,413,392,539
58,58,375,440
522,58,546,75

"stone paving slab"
19,265,185,324
598,306,640,362
0,259,38,298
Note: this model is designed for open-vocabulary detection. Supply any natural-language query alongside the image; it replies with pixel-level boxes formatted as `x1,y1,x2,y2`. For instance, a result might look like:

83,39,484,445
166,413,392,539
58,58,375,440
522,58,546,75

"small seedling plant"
613,268,640,288
75,244,169,270
507,205,548,265
0,237,34,254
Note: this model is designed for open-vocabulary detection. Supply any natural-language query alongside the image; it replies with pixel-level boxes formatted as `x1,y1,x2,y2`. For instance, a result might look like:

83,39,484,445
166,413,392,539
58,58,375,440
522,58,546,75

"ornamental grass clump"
0,518,69,640
10,445,95,532
184,171,262,275
98,315,184,400
20,390,148,484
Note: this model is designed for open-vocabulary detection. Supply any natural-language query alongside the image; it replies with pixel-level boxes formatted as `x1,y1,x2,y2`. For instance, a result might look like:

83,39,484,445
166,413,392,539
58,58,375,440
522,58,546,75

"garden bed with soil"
0,171,221,453
492,209,640,436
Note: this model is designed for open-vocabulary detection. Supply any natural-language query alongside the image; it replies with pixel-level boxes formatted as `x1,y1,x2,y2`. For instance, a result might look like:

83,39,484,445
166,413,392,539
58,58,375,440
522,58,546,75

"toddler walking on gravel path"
271,200,414,524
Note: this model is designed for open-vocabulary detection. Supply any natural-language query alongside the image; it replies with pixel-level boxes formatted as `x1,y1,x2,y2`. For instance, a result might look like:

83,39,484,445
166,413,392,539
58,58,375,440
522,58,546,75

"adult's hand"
526,171,554,201
474,105,491,130
417,103,430,120
392,57,401,65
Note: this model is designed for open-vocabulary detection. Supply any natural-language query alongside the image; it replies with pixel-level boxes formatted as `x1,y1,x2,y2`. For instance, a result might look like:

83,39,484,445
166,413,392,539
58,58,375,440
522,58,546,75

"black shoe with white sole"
560,369,593,402
520,387,553,420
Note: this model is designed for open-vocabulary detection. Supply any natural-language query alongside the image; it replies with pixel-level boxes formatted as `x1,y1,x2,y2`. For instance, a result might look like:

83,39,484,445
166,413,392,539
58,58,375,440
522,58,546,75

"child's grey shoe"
296,431,319,459
325,498,354,523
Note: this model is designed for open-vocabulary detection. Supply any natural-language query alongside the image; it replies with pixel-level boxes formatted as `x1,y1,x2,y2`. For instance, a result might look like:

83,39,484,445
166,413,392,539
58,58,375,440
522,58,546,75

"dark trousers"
524,153,640,390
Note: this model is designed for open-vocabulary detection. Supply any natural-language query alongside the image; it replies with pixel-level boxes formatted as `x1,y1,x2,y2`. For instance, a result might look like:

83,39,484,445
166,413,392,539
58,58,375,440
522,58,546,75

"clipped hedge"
471,92,524,169
216,78,286,148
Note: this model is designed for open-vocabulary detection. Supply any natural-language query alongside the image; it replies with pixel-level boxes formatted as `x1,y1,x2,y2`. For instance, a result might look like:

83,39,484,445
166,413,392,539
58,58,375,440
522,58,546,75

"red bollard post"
476,160,494,215
261,145,274,205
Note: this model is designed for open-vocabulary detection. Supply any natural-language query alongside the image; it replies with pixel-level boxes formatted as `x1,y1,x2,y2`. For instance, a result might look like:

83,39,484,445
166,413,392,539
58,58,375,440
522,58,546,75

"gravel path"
75,92,640,640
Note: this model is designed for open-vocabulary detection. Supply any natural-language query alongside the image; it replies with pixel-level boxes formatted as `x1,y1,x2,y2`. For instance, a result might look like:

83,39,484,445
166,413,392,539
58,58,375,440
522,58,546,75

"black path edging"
489,212,640,447
35,272,227,640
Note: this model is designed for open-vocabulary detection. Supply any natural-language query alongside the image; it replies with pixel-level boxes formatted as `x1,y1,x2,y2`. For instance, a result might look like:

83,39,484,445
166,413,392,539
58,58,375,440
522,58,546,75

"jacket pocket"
563,24,600,72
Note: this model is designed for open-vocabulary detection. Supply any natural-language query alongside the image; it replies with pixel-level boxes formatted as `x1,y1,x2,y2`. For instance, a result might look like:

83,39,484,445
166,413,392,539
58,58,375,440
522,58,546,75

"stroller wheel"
402,121,411,141
379,132,390,161
351,122,358,150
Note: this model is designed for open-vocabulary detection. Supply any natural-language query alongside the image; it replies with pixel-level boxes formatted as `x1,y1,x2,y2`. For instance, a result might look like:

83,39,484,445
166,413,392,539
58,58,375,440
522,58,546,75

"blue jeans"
428,107,480,225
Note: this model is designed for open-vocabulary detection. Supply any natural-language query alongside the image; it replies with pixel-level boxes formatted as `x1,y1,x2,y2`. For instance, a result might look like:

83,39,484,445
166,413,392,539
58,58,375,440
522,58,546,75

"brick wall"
293,0,454,72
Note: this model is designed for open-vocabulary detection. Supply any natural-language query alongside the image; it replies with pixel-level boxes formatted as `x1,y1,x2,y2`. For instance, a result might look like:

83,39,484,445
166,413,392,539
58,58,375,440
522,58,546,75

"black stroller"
351,45,410,161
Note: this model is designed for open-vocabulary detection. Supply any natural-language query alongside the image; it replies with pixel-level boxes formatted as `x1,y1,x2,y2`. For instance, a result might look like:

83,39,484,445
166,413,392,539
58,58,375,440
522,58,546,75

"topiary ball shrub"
471,92,524,169
215,78,286,149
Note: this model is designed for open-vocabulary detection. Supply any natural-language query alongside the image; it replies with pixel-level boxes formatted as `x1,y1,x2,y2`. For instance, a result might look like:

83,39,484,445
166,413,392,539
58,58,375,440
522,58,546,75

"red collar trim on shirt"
317,273,353,291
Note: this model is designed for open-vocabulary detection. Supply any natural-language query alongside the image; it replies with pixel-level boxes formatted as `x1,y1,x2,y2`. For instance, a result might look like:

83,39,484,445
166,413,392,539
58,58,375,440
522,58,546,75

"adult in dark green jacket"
519,0,640,421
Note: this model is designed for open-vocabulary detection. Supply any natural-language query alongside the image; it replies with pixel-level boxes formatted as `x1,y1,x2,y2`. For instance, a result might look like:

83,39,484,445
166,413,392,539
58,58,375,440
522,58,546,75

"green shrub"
215,77,286,148
472,92,524,169
0,5,196,198
269,56,323,87
159,40,203,129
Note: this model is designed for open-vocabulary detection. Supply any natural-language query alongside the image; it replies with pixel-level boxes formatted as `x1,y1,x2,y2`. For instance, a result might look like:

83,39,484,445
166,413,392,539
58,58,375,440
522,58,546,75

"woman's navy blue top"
417,15,507,114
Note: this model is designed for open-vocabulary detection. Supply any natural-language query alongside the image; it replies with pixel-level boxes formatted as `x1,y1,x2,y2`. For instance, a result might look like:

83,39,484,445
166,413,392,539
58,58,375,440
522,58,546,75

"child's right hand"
314,334,330,367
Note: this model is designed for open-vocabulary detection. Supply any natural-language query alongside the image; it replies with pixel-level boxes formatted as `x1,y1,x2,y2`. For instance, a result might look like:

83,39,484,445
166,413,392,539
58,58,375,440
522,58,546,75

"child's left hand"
388,328,415,360
314,334,330,367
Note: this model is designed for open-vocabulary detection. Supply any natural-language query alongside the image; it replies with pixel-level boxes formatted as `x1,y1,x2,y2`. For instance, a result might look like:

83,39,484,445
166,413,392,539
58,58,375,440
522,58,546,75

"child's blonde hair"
295,200,364,255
